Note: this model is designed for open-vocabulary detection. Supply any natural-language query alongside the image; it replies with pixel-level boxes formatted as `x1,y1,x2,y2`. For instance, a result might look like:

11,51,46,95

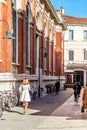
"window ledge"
0,59,3,63
69,40,74,41
26,65,31,68
12,62,20,66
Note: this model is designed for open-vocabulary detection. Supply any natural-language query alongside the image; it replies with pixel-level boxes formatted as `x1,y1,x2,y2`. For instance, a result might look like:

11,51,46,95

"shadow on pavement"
5,109,23,115
28,88,87,120
4,88,87,120
29,88,73,116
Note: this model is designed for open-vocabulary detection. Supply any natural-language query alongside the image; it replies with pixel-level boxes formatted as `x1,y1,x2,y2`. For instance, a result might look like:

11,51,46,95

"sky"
50,0,87,18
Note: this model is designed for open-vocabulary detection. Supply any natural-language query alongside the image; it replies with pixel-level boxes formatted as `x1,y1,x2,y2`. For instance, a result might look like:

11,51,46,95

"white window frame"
69,30,73,40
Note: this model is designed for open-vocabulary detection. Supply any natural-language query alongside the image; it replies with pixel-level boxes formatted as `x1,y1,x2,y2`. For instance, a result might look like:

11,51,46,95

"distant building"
59,7,87,87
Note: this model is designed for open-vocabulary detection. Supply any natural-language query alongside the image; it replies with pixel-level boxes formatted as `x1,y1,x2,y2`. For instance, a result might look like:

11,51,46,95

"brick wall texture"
0,0,64,78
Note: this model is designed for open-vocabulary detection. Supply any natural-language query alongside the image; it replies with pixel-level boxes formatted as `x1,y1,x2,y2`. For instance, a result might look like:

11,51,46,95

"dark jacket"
55,81,60,92
73,83,81,94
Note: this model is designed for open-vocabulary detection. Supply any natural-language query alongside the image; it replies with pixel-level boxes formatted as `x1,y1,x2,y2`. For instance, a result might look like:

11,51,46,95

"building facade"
63,14,87,87
0,0,66,94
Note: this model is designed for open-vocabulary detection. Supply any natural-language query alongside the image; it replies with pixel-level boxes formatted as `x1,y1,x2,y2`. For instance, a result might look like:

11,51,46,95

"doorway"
73,71,84,86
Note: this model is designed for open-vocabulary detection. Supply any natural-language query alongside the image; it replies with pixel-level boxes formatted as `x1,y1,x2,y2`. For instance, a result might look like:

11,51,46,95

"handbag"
80,101,84,113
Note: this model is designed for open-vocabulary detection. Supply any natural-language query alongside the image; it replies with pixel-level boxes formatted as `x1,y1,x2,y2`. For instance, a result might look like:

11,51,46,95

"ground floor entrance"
65,70,85,87
73,71,84,86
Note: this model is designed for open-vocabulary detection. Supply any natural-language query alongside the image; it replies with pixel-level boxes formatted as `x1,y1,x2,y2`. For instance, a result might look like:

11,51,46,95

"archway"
73,71,84,86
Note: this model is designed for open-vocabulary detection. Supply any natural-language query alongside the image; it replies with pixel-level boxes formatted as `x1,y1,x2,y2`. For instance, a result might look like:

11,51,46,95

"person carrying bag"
80,100,84,113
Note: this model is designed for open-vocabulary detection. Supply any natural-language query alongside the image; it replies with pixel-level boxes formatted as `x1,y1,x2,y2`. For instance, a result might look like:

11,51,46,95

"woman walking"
19,78,31,114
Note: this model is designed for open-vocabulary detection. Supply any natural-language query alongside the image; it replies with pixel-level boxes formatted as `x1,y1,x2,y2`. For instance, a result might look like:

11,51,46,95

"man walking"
73,82,81,102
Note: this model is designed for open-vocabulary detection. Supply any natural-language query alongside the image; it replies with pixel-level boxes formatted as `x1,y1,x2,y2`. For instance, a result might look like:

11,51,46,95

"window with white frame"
84,49,87,60
44,38,47,71
53,33,56,47
44,21,48,37
12,0,17,63
49,28,52,71
44,22,48,71
49,28,52,41
69,30,73,40
69,50,74,61
26,4,29,65
84,30,87,40
36,12,42,30
26,3,32,66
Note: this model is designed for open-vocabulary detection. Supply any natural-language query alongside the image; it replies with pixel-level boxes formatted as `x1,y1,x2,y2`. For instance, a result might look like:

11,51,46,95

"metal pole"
38,47,40,97
58,51,61,85
38,47,48,97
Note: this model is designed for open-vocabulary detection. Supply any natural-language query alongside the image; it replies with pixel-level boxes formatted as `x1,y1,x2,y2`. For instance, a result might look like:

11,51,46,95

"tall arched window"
44,22,47,71
36,12,42,31
26,4,29,65
44,21,48,37
49,27,52,71
12,0,17,63
49,28,52,41
26,3,32,66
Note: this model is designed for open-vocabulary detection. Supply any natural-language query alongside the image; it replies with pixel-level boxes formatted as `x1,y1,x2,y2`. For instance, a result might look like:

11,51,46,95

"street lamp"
0,19,15,39
38,47,48,97
0,19,14,117
58,51,61,81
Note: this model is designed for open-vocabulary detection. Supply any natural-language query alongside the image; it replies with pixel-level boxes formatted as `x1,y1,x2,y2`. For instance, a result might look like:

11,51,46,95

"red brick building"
0,0,66,93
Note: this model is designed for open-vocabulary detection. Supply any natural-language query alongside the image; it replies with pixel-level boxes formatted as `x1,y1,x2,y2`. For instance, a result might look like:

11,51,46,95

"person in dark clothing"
55,80,60,94
73,82,81,102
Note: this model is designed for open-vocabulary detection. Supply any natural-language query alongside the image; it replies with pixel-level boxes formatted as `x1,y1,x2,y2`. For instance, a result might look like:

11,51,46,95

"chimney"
60,6,64,14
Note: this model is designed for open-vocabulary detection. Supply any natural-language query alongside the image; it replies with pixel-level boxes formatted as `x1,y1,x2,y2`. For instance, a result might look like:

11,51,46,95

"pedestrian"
73,82,81,102
55,80,60,94
81,85,87,112
19,77,31,114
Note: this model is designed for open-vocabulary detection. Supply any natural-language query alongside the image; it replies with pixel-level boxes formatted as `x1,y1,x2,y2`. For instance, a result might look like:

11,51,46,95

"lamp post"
0,20,14,118
0,19,15,39
58,51,61,81
38,47,48,97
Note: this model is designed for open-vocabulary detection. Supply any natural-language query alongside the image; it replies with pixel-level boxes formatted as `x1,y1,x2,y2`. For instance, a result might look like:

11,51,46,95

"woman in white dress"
19,78,31,114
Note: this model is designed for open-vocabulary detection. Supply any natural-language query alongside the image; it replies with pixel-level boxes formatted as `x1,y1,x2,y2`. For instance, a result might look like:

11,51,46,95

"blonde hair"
22,78,30,85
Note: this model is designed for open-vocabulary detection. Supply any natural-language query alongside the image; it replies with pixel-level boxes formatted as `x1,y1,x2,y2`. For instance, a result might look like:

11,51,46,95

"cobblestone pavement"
0,88,87,130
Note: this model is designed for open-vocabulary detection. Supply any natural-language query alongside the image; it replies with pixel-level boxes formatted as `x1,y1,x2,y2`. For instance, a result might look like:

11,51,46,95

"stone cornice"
40,0,67,31
66,23,87,27
40,0,60,25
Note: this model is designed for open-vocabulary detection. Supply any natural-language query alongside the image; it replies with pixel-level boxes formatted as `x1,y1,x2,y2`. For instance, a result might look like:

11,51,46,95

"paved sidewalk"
0,88,87,130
